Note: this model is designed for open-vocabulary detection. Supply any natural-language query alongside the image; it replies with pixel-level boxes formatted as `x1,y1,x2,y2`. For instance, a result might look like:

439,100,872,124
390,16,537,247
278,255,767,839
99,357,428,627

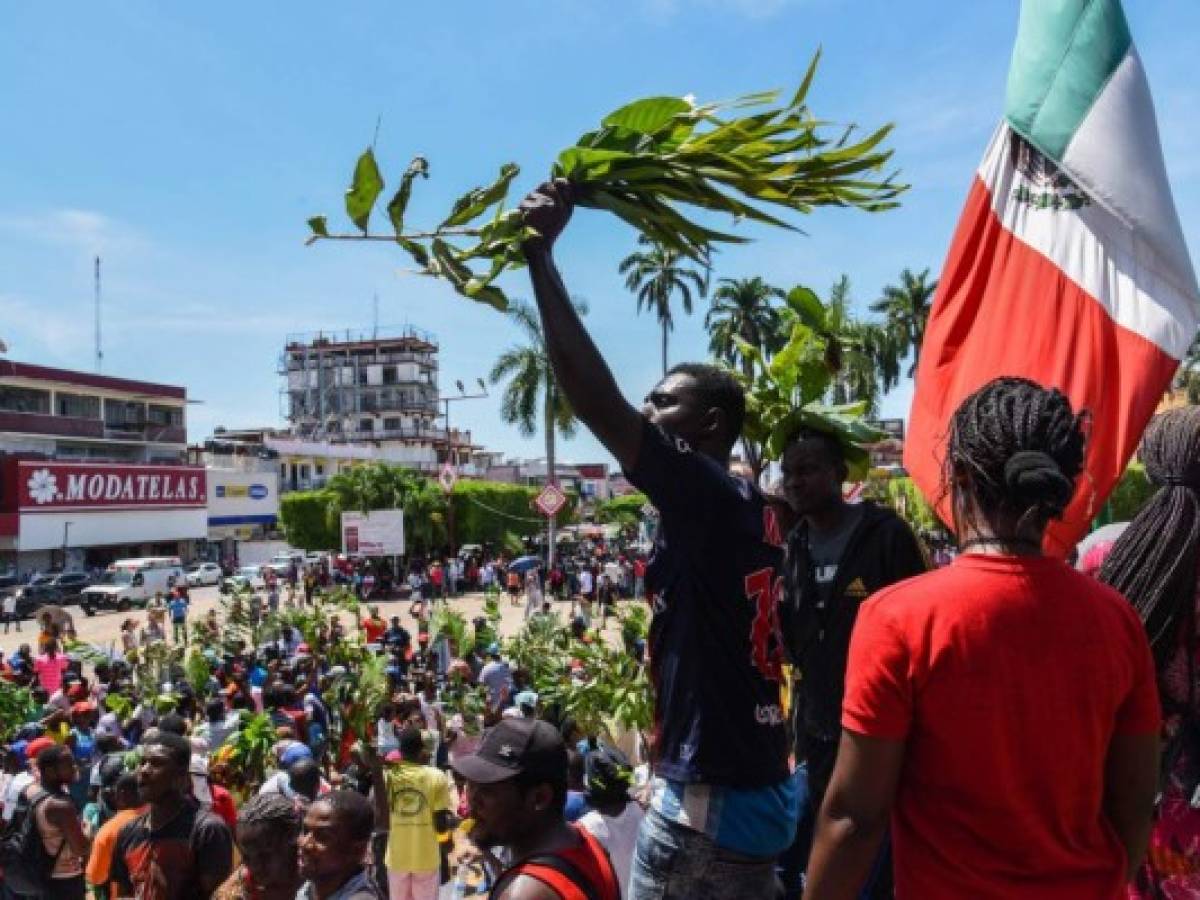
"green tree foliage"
279,490,340,550
450,479,578,548
870,267,939,386
865,476,941,533
619,235,708,374
325,463,449,554
595,493,650,527
489,301,582,567
1108,463,1157,522
705,276,785,377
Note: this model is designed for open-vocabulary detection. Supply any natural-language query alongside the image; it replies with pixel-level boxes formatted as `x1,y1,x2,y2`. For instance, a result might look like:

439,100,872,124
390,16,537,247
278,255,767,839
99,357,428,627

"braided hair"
237,791,302,834
1099,406,1200,666
944,377,1088,542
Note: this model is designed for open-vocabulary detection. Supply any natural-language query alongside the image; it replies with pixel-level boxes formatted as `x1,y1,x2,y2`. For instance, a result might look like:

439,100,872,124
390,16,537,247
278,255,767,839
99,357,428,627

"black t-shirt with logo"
626,421,788,787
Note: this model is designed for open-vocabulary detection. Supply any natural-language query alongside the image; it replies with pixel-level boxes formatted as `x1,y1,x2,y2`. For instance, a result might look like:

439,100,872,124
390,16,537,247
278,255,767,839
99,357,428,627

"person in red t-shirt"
360,607,386,645
805,378,1161,899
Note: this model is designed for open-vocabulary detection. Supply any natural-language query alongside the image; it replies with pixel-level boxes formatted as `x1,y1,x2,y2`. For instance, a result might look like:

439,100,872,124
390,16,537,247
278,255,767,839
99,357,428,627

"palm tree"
704,276,786,379
325,462,447,554
489,300,583,569
618,236,708,375
870,267,939,384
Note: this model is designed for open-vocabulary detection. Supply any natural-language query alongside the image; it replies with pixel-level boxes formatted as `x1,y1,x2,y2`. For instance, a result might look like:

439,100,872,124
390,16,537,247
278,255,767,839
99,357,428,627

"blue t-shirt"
626,420,788,787
168,598,188,622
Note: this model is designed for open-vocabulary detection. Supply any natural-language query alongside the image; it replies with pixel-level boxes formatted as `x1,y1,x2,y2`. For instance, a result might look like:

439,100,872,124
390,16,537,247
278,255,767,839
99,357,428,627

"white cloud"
0,292,93,360
0,209,150,256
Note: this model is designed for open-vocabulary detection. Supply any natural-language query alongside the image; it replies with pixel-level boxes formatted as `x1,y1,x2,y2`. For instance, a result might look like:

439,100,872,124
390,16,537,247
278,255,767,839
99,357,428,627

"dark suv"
46,572,92,603
2,584,62,620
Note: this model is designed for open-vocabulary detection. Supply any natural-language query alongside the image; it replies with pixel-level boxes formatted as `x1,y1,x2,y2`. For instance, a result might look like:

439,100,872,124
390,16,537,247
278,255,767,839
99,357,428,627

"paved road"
0,586,622,658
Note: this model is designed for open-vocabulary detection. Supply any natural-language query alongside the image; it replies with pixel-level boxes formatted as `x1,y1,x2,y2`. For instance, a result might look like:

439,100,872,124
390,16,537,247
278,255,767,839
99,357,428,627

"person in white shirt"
2,591,19,633
577,746,645,900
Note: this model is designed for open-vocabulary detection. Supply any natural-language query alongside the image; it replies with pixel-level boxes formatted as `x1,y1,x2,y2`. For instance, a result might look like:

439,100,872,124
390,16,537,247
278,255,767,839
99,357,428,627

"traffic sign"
439,463,458,494
535,483,567,517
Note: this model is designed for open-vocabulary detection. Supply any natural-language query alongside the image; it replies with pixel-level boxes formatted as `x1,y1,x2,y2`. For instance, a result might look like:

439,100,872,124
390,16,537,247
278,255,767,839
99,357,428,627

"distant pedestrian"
2,590,18,633
168,591,189,644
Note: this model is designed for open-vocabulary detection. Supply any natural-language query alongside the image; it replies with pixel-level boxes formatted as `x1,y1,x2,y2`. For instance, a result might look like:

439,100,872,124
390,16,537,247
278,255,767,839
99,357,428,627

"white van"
80,557,185,615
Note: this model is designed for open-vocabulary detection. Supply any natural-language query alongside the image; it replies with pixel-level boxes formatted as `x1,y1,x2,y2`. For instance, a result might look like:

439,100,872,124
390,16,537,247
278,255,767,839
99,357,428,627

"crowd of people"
0,179,1195,900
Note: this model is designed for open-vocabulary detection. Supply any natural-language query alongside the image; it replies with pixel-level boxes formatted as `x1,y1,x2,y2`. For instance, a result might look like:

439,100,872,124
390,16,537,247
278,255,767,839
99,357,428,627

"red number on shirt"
744,567,784,682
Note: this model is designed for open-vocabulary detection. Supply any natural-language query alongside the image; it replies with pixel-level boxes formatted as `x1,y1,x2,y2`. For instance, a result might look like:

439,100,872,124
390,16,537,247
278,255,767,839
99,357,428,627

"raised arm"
520,180,644,472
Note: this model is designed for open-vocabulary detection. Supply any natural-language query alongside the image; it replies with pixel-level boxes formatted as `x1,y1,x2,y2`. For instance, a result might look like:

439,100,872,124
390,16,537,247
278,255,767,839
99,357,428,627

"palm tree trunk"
544,389,557,573
661,322,669,376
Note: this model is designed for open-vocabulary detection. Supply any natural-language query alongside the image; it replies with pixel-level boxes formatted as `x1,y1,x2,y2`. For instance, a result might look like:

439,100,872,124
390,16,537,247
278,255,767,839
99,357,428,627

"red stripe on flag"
905,175,1179,556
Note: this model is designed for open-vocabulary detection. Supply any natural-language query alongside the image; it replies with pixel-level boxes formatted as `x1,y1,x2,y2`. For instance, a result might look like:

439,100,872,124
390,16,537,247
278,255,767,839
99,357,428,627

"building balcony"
0,410,104,439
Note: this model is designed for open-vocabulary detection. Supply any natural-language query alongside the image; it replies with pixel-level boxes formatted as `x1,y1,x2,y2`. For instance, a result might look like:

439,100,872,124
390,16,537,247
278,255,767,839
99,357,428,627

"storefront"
0,458,208,574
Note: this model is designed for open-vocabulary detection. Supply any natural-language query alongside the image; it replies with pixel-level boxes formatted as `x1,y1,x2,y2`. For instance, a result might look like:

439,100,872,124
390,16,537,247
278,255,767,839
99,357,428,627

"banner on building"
17,461,207,512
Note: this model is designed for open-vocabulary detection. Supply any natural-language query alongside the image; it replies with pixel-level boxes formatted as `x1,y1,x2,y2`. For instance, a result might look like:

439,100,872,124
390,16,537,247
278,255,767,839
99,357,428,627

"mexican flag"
905,0,1199,555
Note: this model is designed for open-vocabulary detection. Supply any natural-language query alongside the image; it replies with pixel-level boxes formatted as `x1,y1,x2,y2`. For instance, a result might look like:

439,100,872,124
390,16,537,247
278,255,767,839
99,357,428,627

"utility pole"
94,257,103,372
441,378,488,553
62,521,73,570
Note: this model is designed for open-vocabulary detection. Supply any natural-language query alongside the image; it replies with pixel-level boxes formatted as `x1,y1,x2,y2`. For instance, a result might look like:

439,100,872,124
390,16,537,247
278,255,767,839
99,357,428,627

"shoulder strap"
491,853,601,900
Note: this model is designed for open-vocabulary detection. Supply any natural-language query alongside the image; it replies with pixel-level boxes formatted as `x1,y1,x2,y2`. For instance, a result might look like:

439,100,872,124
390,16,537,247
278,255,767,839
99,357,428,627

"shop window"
359,418,374,432
147,404,184,427
0,385,50,414
383,417,402,431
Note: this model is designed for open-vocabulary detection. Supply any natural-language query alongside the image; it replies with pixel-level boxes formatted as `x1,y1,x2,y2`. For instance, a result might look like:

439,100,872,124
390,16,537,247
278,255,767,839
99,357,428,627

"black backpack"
0,787,65,896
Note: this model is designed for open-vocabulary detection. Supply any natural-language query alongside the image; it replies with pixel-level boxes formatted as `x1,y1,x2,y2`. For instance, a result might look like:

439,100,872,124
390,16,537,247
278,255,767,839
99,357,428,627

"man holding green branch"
519,179,798,899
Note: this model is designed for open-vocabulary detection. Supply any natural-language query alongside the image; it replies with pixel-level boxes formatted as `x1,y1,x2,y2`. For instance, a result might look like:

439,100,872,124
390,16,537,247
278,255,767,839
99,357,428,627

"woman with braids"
1099,405,1200,897
804,377,1161,899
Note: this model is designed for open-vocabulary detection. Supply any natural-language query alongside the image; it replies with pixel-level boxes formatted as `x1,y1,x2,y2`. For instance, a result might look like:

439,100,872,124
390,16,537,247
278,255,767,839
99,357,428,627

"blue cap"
280,742,313,768
8,740,28,765
487,643,501,656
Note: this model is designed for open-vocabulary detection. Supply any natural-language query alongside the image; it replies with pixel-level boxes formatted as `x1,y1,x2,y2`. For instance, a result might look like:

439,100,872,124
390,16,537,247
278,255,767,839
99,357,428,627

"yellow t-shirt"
384,762,449,874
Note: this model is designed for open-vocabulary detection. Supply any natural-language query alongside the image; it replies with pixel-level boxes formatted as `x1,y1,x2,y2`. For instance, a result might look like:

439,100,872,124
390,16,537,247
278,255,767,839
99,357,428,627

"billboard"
17,461,206,512
341,509,405,557
207,471,279,526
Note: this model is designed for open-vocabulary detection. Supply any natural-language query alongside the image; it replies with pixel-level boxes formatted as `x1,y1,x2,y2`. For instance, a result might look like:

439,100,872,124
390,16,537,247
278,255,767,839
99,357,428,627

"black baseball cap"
451,718,566,785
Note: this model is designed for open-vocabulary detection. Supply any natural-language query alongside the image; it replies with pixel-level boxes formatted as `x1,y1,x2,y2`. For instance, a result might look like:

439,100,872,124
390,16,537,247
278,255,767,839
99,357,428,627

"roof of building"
0,359,185,400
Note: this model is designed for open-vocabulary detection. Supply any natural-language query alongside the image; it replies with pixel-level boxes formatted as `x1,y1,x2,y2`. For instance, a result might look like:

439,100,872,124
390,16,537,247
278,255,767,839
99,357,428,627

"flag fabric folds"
904,0,1199,555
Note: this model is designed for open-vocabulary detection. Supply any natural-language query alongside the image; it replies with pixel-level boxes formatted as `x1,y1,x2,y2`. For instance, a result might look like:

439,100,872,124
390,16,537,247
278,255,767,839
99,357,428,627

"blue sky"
2,1,1198,467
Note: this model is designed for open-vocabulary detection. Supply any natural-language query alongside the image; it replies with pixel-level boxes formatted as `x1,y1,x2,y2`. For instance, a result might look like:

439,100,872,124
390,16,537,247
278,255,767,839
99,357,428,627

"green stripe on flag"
1005,0,1132,163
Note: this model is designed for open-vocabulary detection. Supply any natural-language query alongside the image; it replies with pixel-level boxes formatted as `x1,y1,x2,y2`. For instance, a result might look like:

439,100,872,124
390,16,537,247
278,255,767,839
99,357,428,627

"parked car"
46,572,92,603
220,565,265,594
5,584,64,619
80,557,184,615
185,562,223,587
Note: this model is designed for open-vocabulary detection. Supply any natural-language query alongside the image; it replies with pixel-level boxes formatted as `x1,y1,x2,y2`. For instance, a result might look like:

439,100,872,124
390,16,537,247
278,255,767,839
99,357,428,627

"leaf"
442,163,520,228
602,96,692,135
395,236,430,268
307,216,329,237
345,148,384,234
786,286,827,330
386,156,429,236
789,49,822,111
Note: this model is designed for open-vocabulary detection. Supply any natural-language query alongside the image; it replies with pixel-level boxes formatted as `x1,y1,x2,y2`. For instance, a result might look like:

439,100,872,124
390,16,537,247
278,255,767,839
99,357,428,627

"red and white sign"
534,483,567,518
17,461,207,512
439,463,458,494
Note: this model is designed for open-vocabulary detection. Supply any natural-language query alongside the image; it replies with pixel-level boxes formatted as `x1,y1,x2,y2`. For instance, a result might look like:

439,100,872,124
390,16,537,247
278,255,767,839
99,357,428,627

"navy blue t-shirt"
627,420,788,787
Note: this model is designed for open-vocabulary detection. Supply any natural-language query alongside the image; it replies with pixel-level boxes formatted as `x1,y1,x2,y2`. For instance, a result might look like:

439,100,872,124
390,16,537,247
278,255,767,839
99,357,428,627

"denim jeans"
629,807,780,900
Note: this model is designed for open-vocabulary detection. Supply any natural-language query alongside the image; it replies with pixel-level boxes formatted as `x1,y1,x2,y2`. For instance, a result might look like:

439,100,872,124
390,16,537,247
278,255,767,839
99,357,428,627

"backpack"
489,829,619,900
0,787,65,895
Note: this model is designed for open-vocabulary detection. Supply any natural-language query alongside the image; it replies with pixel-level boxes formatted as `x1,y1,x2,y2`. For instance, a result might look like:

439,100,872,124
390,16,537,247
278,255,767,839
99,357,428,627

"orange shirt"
362,617,386,643
86,805,149,897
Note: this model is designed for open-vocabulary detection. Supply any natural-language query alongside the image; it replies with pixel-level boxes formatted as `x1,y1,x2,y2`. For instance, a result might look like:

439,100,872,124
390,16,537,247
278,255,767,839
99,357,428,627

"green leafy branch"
306,51,905,311
741,285,885,477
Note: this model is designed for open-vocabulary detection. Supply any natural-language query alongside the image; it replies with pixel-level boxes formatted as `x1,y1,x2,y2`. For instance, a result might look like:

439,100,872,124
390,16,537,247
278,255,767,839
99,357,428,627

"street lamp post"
62,521,73,570
441,378,487,554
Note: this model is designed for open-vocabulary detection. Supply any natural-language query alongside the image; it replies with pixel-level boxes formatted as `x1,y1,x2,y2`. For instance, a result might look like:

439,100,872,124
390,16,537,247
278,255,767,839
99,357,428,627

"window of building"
147,404,184,427
383,417,401,431
359,418,374,432
382,366,398,385
55,393,101,419
357,368,368,386
0,385,51,414
300,465,310,480
315,464,324,476
280,463,287,479
104,399,146,427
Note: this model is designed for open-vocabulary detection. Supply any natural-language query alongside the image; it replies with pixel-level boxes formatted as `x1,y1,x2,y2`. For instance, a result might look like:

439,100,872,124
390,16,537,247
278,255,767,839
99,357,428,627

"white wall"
19,509,207,552
207,471,280,520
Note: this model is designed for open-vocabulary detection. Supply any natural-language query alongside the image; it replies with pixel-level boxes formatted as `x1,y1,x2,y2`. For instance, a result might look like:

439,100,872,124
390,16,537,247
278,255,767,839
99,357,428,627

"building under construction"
279,326,446,469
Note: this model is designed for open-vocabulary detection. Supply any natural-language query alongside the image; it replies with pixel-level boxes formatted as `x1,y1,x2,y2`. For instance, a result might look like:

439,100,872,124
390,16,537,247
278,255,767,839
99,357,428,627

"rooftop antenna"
372,291,379,340
94,255,103,372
